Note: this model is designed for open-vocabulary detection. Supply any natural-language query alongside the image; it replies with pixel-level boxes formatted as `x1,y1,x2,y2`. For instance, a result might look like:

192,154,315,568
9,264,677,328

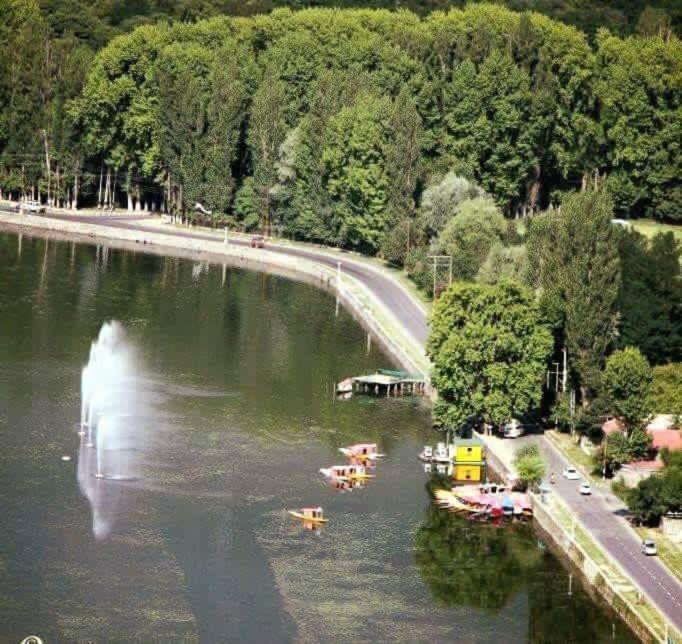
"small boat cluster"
320,443,382,483
418,442,454,463
287,443,383,528
434,483,533,522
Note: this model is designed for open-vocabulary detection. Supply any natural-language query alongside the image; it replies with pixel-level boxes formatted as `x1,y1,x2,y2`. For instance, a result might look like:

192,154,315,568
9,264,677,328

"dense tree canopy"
616,230,682,364
650,363,682,419
427,280,553,430
628,450,682,525
2,3,680,243
601,347,652,434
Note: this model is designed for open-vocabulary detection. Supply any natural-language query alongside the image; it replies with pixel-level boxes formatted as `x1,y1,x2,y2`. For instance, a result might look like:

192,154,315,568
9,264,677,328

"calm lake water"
0,230,636,643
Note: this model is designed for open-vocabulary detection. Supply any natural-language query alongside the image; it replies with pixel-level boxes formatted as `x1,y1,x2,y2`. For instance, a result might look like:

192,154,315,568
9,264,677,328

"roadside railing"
533,490,681,644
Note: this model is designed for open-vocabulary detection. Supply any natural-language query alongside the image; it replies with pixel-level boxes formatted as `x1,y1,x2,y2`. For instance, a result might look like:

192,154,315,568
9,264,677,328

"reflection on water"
0,231,637,643
415,505,636,642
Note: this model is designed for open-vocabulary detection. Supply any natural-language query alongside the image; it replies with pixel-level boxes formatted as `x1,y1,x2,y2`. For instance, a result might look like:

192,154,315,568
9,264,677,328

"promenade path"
3,208,681,632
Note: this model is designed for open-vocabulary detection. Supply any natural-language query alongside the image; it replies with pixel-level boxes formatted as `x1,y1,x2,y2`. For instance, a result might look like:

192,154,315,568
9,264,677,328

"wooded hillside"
1,2,680,245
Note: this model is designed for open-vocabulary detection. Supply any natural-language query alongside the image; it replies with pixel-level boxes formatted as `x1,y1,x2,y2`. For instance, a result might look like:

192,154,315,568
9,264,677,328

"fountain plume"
78,321,149,539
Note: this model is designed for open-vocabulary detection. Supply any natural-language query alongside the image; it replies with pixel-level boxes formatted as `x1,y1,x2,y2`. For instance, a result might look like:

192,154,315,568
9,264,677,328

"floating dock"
346,369,426,397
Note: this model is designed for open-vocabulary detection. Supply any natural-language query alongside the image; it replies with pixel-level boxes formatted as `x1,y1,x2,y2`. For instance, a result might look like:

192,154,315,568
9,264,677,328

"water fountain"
78,321,147,538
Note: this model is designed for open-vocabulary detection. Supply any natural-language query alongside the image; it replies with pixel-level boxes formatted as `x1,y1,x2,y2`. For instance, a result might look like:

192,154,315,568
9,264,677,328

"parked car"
641,539,657,556
579,481,592,495
250,235,265,248
22,200,45,213
503,419,525,438
563,466,580,480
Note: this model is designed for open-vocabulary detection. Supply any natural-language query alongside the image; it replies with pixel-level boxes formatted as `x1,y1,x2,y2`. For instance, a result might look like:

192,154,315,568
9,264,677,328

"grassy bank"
630,219,682,242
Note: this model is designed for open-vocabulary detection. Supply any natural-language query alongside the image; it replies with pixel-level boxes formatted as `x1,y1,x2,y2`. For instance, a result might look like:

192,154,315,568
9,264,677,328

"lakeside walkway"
1,207,680,634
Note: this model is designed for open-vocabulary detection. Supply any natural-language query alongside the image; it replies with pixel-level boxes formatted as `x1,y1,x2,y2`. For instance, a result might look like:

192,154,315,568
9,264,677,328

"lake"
0,230,636,643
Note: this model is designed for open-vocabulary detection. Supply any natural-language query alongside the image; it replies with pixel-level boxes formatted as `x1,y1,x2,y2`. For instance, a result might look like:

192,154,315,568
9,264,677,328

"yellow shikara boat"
288,507,329,523
348,469,375,480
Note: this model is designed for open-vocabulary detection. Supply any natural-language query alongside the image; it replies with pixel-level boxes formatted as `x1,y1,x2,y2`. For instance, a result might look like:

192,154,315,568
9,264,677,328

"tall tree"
443,52,538,212
202,51,248,216
601,346,653,434
561,191,621,397
527,190,621,400
383,86,423,223
432,197,508,281
428,280,553,430
248,66,287,234
595,31,682,221
322,93,393,252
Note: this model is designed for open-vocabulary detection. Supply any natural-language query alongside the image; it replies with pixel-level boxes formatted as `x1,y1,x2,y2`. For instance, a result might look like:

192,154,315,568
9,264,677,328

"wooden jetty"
346,369,427,397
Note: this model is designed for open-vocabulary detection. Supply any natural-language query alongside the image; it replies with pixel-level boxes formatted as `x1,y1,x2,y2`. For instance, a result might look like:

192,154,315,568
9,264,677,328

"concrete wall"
0,212,427,379
531,498,658,644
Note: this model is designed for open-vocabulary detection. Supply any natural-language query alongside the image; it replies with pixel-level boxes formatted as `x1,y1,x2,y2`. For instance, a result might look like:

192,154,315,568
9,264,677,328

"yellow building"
451,437,485,482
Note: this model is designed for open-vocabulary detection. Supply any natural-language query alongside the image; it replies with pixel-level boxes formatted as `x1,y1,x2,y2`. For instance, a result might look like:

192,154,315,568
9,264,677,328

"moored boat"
288,507,328,523
502,497,514,517
433,442,450,463
433,489,478,513
336,378,353,394
339,443,384,461
418,445,433,461
320,464,375,481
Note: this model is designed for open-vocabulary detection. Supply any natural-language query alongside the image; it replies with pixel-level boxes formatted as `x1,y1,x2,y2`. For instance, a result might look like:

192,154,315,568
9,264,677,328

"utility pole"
428,255,452,299
406,220,411,258
547,362,562,392
562,347,568,393
41,129,51,206
432,255,437,297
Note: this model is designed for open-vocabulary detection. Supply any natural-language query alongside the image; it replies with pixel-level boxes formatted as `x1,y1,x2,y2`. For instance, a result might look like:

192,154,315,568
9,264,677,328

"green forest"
1,1,680,242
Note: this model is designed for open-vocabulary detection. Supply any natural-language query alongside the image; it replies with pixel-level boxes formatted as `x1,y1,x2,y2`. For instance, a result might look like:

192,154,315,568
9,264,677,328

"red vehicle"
250,235,265,248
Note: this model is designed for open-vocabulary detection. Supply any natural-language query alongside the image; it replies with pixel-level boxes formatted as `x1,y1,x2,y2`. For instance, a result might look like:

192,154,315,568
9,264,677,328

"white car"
503,419,525,438
579,481,592,495
23,200,45,213
641,539,657,556
563,466,580,480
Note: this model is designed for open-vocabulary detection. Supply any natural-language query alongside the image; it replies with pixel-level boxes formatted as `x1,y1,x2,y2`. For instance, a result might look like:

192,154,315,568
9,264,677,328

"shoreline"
1,211,679,643
0,212,429,380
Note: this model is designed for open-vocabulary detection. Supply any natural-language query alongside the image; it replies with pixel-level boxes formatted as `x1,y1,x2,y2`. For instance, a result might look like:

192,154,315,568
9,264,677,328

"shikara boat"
339,443,384,462
288,507,328,523
319,464,375,481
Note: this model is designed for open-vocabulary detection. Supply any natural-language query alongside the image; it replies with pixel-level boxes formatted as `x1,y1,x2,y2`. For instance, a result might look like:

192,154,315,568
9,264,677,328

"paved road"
4,209,681,632
523,433,682,632
541,439,682,630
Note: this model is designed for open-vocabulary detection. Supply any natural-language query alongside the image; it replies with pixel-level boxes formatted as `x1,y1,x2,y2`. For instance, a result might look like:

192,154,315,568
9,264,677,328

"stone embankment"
0,210,429,380
477,431,678,644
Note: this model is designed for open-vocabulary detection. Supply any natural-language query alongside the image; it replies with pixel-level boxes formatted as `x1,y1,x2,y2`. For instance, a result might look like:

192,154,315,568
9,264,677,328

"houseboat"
419,438,486,482
319,464,375,481
339,443,384,462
